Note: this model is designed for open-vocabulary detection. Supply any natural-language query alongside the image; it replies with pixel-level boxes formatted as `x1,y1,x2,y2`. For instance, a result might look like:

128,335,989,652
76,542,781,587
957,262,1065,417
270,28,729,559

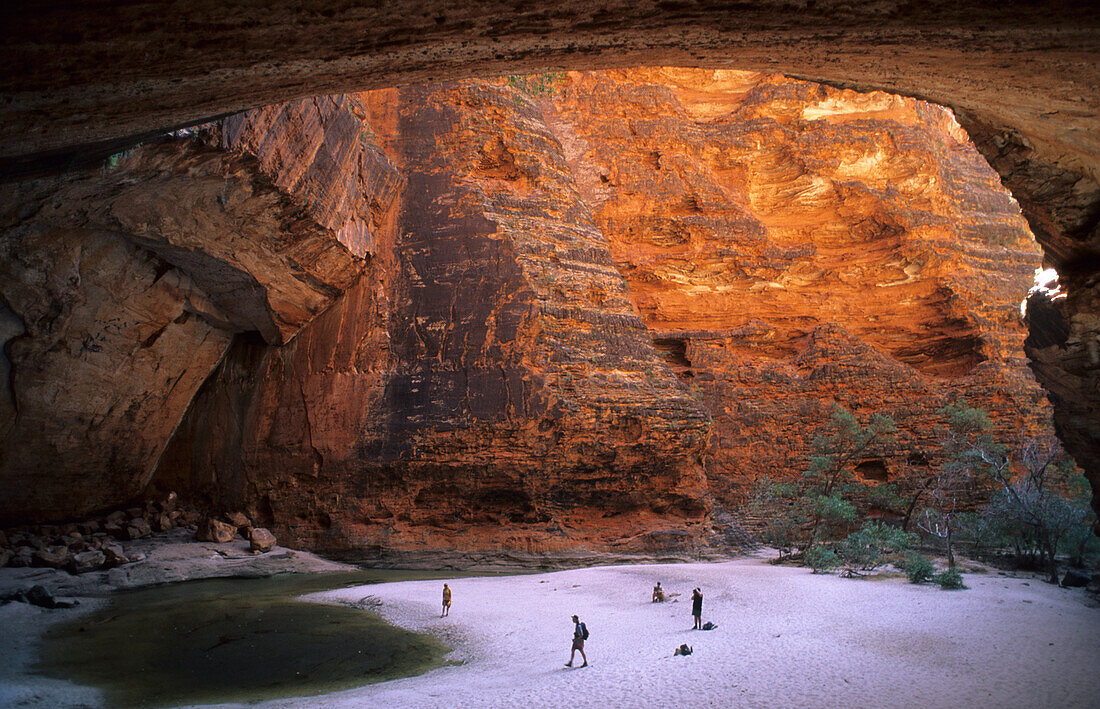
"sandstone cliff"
0,95,393,521
546,68,1055,504
155,82,711,555
0,71,1073,553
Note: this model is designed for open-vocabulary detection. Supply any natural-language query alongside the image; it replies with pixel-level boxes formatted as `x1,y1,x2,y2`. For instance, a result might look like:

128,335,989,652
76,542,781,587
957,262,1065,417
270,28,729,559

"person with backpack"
565,614,588,667
441,583,452,617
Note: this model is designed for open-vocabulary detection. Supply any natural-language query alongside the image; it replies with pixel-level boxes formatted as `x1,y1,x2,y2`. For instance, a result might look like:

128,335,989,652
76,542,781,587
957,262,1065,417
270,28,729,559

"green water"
36,570,474,708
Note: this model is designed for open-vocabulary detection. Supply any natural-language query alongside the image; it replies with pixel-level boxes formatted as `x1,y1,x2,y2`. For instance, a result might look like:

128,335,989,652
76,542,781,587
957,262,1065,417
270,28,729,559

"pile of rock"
195,511,277,554
0,492,202,573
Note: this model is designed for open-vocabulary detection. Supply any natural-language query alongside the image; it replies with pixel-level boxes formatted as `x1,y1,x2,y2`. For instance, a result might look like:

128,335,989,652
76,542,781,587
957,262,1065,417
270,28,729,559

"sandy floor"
3,556,1097,708
256,558,1100,709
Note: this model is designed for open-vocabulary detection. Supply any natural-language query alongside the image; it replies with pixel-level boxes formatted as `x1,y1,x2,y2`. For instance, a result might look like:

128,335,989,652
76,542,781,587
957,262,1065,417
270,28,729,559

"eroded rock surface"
0,96,393,522
546,69,1056,503
156,82,711,555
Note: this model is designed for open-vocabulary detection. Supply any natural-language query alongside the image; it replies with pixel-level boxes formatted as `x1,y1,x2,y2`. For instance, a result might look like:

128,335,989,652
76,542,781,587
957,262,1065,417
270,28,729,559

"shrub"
904,553,935,584
805,545,840,574
933,568,967,590
839,521,916,572
506,72,566,98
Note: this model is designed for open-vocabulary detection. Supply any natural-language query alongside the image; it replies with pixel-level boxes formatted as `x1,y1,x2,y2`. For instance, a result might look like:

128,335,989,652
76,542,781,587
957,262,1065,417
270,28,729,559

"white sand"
4,556,1096,708
255,559,1100,709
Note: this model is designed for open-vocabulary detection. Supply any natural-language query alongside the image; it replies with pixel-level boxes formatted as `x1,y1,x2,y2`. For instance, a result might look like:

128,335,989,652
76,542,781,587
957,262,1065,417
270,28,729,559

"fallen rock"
1062,569,1092,587
32,546,70,569
249,527,277,553
10,547,33,567
24,584,79,609
68,550,107,574
126,517,153,540
0,548,11,567
226,512,250,532
196,517,236,543
153,513,174,532
103,543,128,567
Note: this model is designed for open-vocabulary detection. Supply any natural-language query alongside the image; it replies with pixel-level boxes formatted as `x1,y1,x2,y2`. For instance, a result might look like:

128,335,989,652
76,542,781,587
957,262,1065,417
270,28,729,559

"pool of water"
36,570,474,708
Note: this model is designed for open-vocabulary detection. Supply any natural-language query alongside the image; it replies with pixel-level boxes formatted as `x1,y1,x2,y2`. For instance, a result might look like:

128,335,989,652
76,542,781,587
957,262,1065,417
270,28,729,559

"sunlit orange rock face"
546,68,1053,503
156,83,711,556
1,69,1060,554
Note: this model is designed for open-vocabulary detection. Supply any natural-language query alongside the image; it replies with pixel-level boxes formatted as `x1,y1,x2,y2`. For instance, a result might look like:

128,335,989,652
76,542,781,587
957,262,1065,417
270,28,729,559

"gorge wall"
545,68,1053,504
3,2,1097,527
0,71,1070,554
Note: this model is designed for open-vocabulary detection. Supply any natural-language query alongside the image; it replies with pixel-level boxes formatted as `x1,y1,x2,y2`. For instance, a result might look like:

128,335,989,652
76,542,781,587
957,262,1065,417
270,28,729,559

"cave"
2,4,1096,532
652,337,693,378
2,5,1099,707
855,459,890,484
0,66,1079,552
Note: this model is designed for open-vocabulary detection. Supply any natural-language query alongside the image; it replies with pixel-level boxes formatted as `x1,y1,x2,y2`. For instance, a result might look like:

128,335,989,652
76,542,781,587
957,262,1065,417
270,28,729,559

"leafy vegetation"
932,568,967,589
903,553,935,584
506,72,566,98
749,405,897,559
838,522,915,575
750,401,1094,591
925,403,1095,583
804,545,839,574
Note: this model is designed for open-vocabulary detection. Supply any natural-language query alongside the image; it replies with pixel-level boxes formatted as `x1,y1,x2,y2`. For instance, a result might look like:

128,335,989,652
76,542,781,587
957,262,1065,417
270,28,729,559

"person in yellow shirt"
441,583,452,617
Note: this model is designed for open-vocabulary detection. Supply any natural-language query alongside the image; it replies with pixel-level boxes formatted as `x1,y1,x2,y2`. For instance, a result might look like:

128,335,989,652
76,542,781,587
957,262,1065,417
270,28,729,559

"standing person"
565,614,588,667
691,588,703,630
441,583,452,617
652,582,664,603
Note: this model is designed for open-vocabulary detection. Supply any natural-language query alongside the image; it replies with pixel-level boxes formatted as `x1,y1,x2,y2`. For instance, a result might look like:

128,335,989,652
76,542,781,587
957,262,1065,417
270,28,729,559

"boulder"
153,513,174,532
24,585,79,609
10,547,33,567
249,527,277,553
32,545,69,568
126,517,152,539
103,543,129,567
1062,568,1092,588
226,512,251,534
196,517,236,543
68,550,107,574
0,548,11,567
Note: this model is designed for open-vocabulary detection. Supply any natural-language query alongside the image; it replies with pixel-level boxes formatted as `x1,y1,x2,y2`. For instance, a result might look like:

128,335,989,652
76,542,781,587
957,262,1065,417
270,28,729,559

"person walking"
565,614,588,667
441,583,452,617
691,588,703,630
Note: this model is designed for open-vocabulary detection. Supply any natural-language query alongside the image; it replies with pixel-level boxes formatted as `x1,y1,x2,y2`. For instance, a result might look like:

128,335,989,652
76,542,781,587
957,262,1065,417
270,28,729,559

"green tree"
982,436,1093,584
918,403,1001,568
802,405,896,548
749,406,896,561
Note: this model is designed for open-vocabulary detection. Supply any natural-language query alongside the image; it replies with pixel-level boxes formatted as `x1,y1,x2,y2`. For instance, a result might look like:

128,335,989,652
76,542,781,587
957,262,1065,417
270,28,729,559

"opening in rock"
855,459,889,483
652,337,693,379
